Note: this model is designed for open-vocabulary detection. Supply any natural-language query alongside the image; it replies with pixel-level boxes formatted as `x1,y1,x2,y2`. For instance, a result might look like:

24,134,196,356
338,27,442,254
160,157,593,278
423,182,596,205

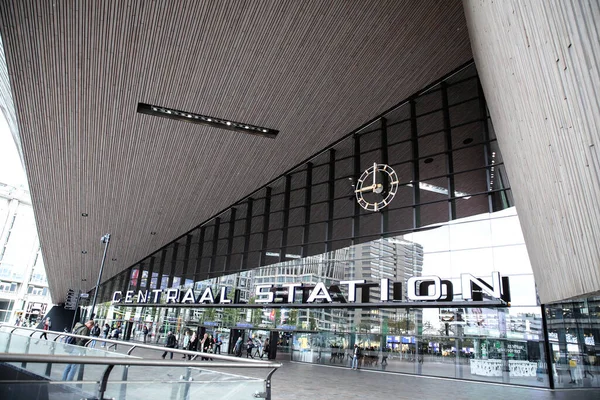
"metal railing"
0,324,281,400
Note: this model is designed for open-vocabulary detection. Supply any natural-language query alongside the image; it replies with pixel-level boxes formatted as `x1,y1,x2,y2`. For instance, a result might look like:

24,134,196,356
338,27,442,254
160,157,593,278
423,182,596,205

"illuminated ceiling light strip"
137,103,278,139
407,182,471,199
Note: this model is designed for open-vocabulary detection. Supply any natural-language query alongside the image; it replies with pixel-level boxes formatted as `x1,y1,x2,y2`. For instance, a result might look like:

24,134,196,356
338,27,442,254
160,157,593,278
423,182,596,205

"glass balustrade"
0,328,276,400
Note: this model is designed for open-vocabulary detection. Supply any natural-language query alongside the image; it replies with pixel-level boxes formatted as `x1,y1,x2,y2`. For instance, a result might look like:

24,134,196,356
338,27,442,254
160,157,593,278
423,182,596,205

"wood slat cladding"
0,36,21,164
0,0,472,303
464,0,600,303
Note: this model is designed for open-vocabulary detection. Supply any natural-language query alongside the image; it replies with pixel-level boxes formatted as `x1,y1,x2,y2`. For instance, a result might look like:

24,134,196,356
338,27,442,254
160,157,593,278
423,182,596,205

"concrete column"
463,0,600,302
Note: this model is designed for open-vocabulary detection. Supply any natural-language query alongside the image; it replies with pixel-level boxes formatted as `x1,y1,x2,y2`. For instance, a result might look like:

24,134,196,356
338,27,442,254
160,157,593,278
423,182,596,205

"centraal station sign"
111,272,511,307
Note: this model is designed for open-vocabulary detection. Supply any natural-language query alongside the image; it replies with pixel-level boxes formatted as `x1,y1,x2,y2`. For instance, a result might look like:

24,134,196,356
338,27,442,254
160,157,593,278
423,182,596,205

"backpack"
91,326,101,336
66,325,86,345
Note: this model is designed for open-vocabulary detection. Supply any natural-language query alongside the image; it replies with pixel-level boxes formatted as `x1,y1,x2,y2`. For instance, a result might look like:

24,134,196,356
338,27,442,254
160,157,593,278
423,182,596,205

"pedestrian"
234,336,243,357
181,330,191,358
107,325,121,350
101,323,110,347
214,333,222,354
200,333,211,360
142,325,149,344
15,316,22,326
351,344,360,370
40,317,51,339
264,338,270,359
89,322,101,348
246,338,255,358
381,346,388,365
253,336,263,358
187,332,198,360
60,327,69,342
162,331,177,359
62,319,94,381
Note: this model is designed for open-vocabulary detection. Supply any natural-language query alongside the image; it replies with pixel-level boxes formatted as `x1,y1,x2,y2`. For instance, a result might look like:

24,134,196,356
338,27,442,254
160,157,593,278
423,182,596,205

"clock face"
355,163,399,211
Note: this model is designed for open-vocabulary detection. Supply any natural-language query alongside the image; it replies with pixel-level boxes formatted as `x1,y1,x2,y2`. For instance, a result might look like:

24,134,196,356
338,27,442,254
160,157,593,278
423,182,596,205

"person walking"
351,344,361,370
142,325,149,344
89,322,101,348
246,338,255,359
264,338,270,360
253,336,263,359
107,325,121,350
214,333,222,354
181,330,191,359
101,323,110,348
62,319,94,381
234,336,243,357
187,332,198,360
381,346,389,365
199,333,211,360
162,331,177,359
40,317,51,339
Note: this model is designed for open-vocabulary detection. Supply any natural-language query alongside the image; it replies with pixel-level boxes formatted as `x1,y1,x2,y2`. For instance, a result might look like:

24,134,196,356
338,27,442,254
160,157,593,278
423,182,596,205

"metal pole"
540,304,555,389
90,234,111,320
70,292,81,332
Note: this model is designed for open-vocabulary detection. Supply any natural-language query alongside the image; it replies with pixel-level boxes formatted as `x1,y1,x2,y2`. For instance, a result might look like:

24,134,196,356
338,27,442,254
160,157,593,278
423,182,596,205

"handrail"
0,353,282,368
0,324,269,364
0,353,281,400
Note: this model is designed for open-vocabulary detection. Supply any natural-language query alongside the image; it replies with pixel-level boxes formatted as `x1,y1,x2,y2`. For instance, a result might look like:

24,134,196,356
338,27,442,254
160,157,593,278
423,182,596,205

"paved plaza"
102,341,599,400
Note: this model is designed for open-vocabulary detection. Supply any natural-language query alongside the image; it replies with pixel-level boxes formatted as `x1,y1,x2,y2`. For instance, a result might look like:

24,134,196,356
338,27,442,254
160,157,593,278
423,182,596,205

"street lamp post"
90,233,111,320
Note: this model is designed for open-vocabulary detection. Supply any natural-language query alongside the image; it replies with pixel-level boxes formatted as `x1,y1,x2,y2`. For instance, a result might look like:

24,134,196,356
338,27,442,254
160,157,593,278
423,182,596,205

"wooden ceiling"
0,1,472,303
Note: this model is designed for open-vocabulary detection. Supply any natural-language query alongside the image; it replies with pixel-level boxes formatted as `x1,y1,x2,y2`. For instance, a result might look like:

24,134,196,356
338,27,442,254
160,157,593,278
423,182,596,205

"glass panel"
418,132,445,157
419,155,447,181
547,297,600,388
453,169,488,197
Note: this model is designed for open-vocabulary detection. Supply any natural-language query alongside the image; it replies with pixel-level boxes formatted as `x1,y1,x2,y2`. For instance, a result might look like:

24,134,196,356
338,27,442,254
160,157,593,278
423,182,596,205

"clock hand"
355,184,382,193
372,163,377,188
355,184,375,193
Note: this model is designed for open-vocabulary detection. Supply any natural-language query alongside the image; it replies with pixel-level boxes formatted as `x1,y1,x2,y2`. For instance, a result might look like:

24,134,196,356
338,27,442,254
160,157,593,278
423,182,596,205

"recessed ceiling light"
137,103,278,139
462,138,473,145
424,158,434,164
81,213,88,217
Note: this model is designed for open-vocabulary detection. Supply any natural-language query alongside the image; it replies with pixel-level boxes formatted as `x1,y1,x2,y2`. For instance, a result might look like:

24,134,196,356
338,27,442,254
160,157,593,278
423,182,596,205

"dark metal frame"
99,62,513,302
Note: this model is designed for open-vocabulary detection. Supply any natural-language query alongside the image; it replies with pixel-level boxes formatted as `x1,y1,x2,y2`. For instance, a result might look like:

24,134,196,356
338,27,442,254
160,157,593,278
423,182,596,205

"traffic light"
64,288,78,310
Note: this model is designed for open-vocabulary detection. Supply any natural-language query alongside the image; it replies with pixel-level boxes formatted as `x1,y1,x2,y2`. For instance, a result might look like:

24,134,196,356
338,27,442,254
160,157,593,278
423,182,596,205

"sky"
0,113,27,187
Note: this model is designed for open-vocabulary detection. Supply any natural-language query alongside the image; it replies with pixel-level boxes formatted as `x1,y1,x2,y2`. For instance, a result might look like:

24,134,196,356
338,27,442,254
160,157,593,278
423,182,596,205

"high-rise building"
346,238,423,333
0,183,51,325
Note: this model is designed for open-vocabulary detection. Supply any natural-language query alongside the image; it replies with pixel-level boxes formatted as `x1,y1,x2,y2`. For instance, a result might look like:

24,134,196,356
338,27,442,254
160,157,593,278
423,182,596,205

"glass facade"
89,62,598,389
97,63,513,305
546,298,600,388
